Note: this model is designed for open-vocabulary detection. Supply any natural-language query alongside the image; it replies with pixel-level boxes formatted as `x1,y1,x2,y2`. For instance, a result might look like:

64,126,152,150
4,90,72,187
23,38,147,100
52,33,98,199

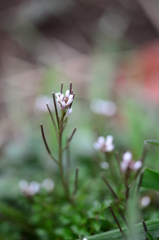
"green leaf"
92,222,101,232
144,139,159,146
144,231,154,240
141,168,159,191
77,218,159,240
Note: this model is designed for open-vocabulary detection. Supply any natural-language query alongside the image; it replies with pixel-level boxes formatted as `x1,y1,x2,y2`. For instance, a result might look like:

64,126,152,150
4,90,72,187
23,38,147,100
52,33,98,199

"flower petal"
55,92,61,98
65,90,70,98
93,142,100,150
67,98,73,105
120,161,129,172
69,94,73,99
123,151,132,163
98,136,105,146
106,143,115,152
106,135,113,145
57,103,62,109
60,94,64,100
66,107,73,117
131,160,142,171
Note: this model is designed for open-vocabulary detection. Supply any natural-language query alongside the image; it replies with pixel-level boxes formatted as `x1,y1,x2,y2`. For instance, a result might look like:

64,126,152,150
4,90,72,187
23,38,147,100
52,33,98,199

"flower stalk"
41,83,77,202
109,205,127,240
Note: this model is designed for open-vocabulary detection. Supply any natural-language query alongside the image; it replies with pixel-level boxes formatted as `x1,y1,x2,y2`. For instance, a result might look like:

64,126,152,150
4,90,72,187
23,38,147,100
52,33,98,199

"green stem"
58,111,70,200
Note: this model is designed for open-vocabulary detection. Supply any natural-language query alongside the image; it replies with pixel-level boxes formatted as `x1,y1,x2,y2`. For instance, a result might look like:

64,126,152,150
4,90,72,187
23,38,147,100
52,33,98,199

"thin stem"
61,82,63,94
102,175,127,224
130,145,148,189
66,138,71,184
62,118,68,132
58,111,71,201
40,124,58,164
137,171,144,194
102,175,125,208
124,171,130,205
62,127,77,152
129,164,143,191
102,175,118,199
109,205,127,240
52,92,59,130
72,167,79,197
68,127,77,142
115,152,124,182
141,145,147,164
46,104,58,141
58,126,70,200
142,220,148,240
70,82,72,93
70,93,75,107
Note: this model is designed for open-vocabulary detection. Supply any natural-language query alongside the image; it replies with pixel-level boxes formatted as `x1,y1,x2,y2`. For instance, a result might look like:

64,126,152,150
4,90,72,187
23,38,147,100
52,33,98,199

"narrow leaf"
144,232,154,240
144,140,159,146
141,168,159,191
77,218,159,240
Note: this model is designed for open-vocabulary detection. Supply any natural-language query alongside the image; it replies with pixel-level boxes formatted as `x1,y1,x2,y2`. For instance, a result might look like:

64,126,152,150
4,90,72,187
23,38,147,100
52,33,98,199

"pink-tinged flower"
130,160,142,171
120,151,142,172
120,151,132,172
19,180,40,196
94,135,114,152
56,90,73,110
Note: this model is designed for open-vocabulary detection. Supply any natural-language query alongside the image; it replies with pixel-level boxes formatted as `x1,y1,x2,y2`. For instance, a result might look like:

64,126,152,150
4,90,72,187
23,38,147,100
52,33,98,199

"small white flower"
123,151,132,163
29,181,40,195
94,135,114,152
66,107,73,117
131,160,142,171
42,178,54,192
83,238,87,240
100,161,109,169
120,151,142,172
140,196,151,208
120,161,129,172
120,151,133,172
19,180,40,196
56,90,73,110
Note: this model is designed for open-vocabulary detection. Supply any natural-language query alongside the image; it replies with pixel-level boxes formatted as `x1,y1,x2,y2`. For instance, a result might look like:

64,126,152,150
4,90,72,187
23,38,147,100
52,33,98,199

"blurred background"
1,0,159,238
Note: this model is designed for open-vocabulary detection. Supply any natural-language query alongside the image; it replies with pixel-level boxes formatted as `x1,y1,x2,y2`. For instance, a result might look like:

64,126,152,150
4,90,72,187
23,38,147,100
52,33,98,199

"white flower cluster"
19,178,54,196
120,151,142,172
56,90,73,117
94,135,115,152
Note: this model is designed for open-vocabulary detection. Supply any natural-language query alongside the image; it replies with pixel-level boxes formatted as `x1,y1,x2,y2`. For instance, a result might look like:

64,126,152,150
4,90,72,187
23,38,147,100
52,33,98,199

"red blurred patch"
115,41,159,102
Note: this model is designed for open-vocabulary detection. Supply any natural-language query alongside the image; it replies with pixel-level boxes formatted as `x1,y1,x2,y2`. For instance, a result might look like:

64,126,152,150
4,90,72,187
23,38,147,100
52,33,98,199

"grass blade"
77,219,159,240
144,140,159,146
